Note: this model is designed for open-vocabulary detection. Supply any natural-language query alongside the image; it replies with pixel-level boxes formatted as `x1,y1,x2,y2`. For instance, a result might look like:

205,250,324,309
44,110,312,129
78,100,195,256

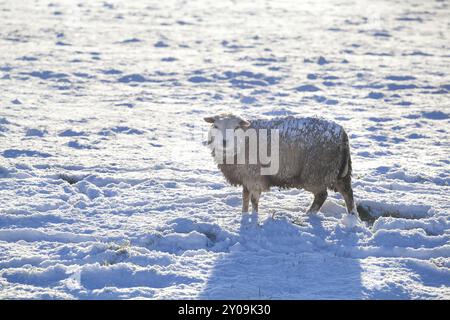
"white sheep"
204,113,360,225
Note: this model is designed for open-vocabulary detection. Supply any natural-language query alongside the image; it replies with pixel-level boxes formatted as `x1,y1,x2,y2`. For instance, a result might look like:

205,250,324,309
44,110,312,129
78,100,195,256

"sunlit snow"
0,0,449,299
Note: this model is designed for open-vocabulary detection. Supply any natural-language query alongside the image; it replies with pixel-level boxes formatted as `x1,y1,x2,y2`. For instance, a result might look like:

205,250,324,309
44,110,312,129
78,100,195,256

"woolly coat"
213,117,352,195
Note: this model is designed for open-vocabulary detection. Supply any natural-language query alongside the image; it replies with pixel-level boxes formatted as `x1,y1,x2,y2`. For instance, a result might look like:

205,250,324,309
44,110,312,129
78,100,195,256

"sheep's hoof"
341,213,361,229
306,209,318,215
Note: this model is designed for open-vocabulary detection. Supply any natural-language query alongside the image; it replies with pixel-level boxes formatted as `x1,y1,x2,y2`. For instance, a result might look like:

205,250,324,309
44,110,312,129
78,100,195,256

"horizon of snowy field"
0,0,449,299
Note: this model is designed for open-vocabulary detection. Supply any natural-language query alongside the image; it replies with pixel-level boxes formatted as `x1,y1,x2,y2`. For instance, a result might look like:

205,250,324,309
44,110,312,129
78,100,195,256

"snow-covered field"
0,0,449,299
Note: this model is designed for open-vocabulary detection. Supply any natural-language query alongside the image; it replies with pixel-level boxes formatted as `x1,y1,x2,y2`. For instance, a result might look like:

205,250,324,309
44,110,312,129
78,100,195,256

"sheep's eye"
213,125,218,129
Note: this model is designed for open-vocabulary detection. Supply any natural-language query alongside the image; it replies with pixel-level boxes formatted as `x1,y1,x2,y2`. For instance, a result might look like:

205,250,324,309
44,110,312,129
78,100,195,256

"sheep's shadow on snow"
199,214,365,299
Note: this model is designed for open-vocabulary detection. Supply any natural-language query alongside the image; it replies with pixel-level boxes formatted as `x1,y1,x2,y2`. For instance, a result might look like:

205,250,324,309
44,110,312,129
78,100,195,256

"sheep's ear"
204,116,216,123
239,119,251,128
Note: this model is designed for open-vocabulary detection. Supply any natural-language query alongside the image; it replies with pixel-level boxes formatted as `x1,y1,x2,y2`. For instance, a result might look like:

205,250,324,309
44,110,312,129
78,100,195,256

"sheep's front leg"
241,189,259,227
242,187,250,213
250,191,261,213
307,190,327,214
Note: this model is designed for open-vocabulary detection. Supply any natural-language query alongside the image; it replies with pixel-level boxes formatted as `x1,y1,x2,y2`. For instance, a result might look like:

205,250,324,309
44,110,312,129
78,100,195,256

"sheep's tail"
338,131,352,179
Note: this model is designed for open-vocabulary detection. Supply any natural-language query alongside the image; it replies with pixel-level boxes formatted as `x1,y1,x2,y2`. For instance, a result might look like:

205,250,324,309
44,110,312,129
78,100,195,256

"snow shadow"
199,215,365,299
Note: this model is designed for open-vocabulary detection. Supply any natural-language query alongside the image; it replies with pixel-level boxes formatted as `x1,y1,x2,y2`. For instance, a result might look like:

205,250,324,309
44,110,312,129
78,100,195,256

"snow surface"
0,0,449,299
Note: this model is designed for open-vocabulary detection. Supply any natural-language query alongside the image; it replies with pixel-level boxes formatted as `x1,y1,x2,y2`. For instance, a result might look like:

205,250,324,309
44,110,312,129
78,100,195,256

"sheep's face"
204,114,251,154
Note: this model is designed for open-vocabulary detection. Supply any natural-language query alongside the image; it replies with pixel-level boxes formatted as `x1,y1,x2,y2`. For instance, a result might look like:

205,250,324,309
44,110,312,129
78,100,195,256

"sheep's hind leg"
336,179,361,228
336,178,357,215
307,190,327,214
242,187,250,213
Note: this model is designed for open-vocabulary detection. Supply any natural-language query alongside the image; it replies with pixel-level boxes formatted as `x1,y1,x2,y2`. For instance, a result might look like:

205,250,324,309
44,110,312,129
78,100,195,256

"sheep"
204,113,360,225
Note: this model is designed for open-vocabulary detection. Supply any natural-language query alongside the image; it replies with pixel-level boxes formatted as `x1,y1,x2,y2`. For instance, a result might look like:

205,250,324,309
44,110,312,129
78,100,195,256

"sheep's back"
251,117,346,190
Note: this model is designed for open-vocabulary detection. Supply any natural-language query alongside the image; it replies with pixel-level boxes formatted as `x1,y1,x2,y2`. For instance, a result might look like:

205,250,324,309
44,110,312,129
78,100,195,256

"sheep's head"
204,113,251,153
